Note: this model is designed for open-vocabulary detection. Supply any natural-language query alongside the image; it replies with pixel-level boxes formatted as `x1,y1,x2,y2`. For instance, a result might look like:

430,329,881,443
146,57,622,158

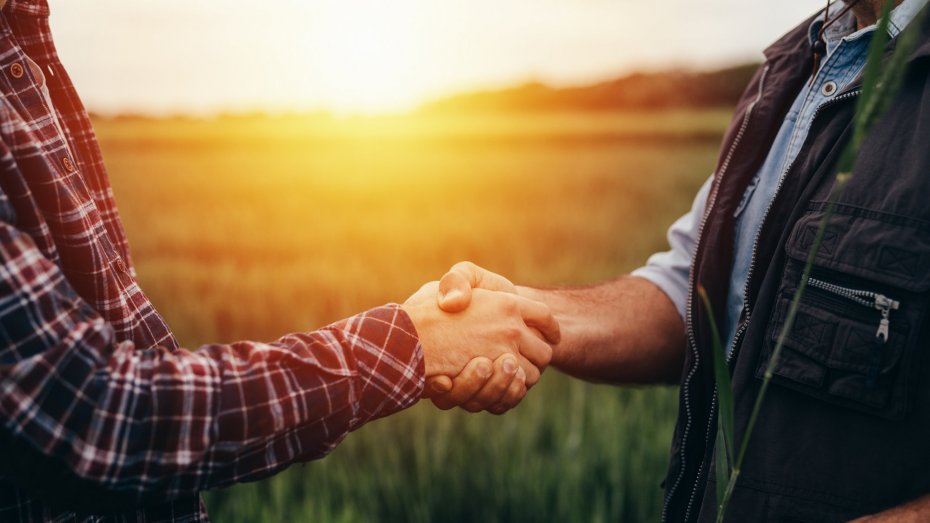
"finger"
515,295,561,345
430,357,493,410
516,353,541,388
422,375,453,399
517,327,554,370
489,367,528,415
462,354,520,412
437,271,473,313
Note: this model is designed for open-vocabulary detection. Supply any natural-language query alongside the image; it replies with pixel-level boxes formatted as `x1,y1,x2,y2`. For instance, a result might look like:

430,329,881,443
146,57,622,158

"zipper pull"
869,294,900,388
873,294,900,344
876,318,890,344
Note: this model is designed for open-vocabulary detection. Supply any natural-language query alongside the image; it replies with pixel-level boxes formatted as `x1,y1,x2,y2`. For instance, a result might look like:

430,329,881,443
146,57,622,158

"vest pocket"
756,207,930,420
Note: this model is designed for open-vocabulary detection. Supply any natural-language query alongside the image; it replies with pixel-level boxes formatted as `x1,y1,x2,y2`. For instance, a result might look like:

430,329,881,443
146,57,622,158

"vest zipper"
807,277,900,342
661,64,770,523
721,90,861,368
675,86,861,522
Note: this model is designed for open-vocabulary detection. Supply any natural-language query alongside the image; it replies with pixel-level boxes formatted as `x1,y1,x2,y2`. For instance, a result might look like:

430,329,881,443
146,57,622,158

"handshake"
402,262,560,415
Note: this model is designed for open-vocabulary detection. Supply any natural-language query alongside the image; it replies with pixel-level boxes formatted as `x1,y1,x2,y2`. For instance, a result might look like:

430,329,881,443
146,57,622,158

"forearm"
850,493,930,522
519,275,686,385
2,296,423,509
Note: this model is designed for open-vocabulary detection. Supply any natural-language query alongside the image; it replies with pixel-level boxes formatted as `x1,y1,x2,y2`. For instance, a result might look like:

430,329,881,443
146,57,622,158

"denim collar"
809,0,930,49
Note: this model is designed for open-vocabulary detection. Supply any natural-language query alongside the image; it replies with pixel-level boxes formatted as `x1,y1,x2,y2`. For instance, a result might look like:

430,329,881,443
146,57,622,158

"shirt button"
62,156,76,172
821,81,838,97
9,62,24,79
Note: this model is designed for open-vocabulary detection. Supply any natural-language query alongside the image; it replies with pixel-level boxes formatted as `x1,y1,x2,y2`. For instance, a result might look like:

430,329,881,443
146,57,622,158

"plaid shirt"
0,1,426,521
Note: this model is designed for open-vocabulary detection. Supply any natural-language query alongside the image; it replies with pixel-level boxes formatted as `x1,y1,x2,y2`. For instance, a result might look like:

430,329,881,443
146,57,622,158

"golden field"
95,109,728,522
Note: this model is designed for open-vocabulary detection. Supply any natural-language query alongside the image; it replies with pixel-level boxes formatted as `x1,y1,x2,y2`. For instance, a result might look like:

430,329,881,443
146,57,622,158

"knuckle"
489,405,510,416
431,398,454,411
492,378,511,396
503,297,521,315
452,261,479,281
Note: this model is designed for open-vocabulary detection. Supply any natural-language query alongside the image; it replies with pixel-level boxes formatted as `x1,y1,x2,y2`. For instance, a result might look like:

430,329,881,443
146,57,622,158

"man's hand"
423,261,525,402
425,262,549,414
402,281,559,413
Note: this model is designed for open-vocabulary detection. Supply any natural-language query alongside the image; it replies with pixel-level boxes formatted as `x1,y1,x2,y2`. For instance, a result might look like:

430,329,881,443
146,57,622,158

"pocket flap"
785,206,930,292
774,300,907,375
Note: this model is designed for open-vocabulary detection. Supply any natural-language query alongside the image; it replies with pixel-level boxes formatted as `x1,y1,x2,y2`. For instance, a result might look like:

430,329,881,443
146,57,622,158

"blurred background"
49,1,821,521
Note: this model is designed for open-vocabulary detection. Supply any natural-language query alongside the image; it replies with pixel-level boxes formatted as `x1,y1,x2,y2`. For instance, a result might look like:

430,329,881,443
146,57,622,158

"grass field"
94,109,727,522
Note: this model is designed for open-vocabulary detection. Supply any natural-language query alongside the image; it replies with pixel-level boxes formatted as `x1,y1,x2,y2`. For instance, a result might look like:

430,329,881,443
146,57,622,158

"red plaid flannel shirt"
0,1,426,521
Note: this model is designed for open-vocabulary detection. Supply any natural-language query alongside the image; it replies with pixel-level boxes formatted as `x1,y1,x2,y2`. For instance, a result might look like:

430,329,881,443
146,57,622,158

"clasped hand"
402,262,559,415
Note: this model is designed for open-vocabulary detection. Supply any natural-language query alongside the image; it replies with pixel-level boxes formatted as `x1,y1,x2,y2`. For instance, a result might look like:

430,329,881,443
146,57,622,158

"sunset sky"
51,0,823,115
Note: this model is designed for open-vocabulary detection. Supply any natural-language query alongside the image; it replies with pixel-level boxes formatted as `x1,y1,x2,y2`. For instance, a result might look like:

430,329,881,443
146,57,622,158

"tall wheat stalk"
705,2,927,521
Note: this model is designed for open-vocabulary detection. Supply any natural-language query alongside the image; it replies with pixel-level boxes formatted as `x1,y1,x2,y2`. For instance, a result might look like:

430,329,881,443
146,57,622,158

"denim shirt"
633,0,929,354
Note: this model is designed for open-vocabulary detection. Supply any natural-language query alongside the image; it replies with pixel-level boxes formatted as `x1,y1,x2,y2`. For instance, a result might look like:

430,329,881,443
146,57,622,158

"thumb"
438,271,472,313
438,261,516,313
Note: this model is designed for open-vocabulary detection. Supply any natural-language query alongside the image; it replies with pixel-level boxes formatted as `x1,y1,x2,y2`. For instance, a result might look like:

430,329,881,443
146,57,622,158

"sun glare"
308,1,432,115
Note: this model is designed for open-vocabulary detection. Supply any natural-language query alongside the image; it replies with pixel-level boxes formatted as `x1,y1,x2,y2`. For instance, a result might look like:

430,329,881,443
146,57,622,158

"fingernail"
476,363,491,378
516,367,526,380
440,289,463,304
430,381,448,393
502,357,517,374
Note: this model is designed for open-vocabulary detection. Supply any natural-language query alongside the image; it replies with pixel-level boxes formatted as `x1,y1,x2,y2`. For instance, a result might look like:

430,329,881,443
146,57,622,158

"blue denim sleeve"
630,175,713,322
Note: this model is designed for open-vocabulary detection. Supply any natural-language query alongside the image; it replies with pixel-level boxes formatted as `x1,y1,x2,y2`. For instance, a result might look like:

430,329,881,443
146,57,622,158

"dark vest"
662,8,930,522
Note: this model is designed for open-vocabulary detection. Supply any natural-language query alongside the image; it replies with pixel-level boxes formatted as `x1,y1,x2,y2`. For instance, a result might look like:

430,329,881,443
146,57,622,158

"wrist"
401,301,445,378
516,286,572,366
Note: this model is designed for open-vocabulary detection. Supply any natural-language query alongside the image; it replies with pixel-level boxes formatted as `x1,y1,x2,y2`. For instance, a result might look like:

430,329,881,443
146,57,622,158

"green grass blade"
714,424,730,511
857,0,895,120
860,6,925,137
697,286,734,466
698,286,735,518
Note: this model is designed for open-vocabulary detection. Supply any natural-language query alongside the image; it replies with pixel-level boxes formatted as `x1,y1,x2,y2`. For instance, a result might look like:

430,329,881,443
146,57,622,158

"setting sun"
307,1,432,113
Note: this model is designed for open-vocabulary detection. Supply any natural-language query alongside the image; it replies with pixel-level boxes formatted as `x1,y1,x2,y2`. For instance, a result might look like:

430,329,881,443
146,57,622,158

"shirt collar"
809,0,930,48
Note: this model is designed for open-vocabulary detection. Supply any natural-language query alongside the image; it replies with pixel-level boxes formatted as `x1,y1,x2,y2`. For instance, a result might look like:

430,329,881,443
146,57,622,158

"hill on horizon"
90,63,760,121
419,63,760,114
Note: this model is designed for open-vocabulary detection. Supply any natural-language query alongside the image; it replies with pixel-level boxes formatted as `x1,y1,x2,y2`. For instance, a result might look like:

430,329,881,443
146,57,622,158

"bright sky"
50,0,822,115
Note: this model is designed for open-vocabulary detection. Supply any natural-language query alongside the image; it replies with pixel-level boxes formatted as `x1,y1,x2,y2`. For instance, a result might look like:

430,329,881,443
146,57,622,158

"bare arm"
518,275,685,385
849,493,930,522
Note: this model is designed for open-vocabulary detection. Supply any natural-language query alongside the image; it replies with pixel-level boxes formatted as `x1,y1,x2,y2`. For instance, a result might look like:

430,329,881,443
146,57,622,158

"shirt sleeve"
0,206,425,510
631,175,713,322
